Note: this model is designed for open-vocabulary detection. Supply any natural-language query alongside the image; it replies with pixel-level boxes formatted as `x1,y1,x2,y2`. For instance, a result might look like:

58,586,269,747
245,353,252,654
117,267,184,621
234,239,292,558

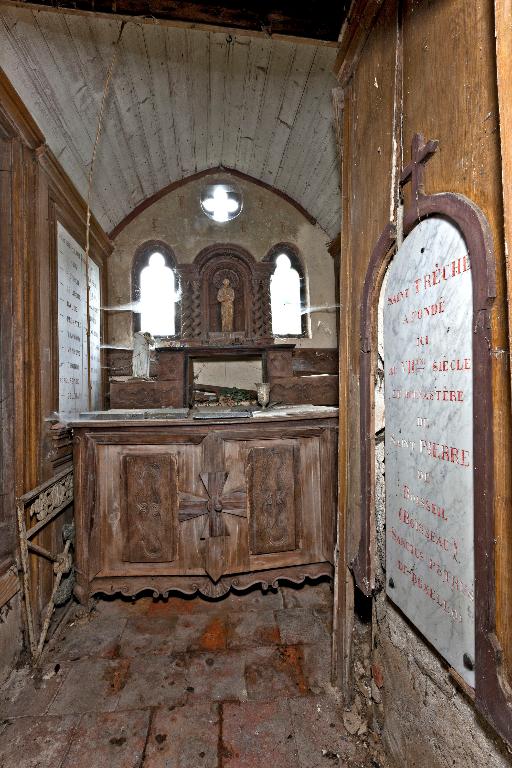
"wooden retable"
71,407,338,602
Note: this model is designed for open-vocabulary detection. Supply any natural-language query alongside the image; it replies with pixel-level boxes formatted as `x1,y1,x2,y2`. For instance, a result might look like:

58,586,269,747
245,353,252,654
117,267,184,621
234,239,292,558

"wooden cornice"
0,66,112,259
37,145,113,261
334,0,385,87
0,67,45,148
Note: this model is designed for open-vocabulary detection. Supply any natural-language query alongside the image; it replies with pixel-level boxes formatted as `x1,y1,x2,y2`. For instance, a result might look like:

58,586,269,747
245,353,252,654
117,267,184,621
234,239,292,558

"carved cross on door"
179,471,246,582
400,132,439,200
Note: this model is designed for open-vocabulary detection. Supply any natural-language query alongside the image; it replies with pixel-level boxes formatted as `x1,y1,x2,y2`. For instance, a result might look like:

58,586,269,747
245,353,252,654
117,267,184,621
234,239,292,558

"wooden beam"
334,0,386,85
0,0,347,44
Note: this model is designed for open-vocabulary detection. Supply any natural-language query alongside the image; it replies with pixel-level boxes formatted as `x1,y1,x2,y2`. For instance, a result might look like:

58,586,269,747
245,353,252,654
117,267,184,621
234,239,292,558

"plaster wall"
107,171,338,355
374,599,512,768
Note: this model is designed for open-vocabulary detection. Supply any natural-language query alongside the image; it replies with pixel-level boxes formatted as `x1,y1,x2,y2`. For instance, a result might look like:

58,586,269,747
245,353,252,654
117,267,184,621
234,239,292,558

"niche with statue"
178,245,273,345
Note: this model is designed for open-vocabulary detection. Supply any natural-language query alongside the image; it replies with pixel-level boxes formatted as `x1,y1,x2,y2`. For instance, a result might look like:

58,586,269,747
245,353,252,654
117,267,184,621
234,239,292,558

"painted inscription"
384,217,474,687
57,223,102,416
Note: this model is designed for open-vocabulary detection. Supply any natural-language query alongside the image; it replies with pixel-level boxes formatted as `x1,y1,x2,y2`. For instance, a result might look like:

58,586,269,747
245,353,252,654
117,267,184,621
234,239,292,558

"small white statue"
132,331,155,379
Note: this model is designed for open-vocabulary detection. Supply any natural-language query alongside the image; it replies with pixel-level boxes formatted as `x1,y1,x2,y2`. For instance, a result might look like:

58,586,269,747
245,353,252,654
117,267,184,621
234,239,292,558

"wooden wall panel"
335,0,512,701
341,0,398,568
0,135,16,571
0,68,112,643
401,0,512,683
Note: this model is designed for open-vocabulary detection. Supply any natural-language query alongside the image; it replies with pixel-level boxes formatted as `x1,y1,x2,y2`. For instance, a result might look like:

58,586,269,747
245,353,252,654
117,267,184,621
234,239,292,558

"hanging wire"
84,20,126,408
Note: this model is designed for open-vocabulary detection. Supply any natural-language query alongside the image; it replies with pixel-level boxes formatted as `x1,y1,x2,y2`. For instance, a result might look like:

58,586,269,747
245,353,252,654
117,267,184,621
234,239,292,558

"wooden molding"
109,167,317,240
0,66,112,261
494,0,512,401
37,146,113,261
334,0,386,86
0,67,45,148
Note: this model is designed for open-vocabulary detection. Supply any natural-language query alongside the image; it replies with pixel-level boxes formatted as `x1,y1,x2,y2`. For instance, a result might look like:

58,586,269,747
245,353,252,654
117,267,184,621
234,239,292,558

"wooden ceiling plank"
186,26,210,173
221,36,251,170
261,42,316,185
32,11,123,224
0,0,347,43
42,12,132,220
130,21,169,192
279,47,336,202
0,8,113,221
235,36,272,175
275,46,336,194
247,37,294,179
120,22,166,193
165,25,195,177
144,23,180,184
92,16,156,201
0,7,342,236
206,31,228,168
302,158,340,227
66,13,145,212
295,120,338,209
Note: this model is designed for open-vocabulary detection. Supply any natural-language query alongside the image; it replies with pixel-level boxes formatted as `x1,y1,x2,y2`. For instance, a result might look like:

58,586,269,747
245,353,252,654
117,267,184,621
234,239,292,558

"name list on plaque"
57,223,102,417
384,216,475,686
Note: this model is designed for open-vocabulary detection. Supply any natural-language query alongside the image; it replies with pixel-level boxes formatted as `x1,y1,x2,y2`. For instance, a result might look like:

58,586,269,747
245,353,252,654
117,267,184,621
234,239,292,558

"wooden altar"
71,407,337,601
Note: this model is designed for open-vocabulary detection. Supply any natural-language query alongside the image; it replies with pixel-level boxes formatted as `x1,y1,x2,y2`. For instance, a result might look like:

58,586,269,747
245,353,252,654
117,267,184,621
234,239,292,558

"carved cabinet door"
122,454,178,563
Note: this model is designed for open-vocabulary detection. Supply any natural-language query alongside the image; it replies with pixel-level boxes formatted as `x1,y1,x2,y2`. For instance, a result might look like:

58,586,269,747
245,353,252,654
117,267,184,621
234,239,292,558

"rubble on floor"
0,580,391,768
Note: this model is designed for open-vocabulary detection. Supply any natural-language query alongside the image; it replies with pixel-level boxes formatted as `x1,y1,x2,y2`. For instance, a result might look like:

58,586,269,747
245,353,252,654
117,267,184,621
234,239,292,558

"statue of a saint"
217,278,235,332
132,331,155,378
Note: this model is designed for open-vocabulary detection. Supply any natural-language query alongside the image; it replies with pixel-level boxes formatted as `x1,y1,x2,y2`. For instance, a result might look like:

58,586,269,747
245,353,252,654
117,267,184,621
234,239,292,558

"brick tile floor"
0,579,389,768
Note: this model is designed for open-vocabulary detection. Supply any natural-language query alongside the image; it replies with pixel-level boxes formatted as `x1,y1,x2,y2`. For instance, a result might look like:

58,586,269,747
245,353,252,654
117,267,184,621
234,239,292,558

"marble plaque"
88,258,102,411
384,216,474,686
57,223,102,417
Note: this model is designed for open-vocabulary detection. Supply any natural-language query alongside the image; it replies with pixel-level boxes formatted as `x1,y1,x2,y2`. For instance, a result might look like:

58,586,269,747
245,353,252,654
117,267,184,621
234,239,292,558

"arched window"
132,241,179,337
265,245,308,337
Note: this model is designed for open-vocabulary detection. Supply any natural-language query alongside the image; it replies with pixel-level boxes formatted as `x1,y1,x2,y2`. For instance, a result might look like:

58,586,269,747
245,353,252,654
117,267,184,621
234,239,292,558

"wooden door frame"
355,177,512,746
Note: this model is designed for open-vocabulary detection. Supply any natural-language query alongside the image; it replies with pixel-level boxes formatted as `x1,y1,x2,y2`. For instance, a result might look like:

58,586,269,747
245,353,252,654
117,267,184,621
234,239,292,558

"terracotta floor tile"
302,637,333,695
244,645,309,700
118,615,180,657
0,584,391,767
61,709,150,768
48,658,130,715
227,609,281,650
50,615,127,661
185,651,248,701
289,694,358,768
115,653,189,710
221,699,298,768
0,662,68,718
143,702,219,768
119,614,229,657
0,715,79,768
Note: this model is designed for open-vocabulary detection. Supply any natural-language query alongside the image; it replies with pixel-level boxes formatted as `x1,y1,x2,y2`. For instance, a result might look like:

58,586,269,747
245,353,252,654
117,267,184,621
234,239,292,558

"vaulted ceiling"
0,7,341,237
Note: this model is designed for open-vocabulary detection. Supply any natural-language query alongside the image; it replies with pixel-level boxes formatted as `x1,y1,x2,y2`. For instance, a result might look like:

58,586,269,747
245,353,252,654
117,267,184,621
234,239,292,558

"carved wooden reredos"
177,244,273,345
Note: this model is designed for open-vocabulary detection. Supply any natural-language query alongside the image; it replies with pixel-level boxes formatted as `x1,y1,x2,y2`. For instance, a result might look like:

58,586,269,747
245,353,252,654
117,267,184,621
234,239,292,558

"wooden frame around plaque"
355,134,512,746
